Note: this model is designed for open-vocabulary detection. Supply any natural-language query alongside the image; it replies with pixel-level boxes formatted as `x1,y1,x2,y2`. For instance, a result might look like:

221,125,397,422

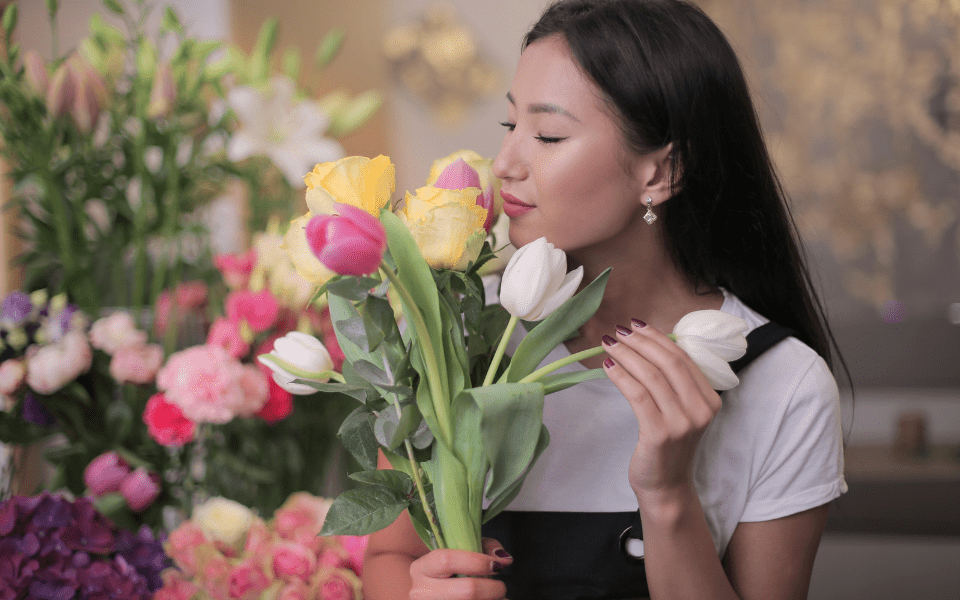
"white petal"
227,86,267,125
292,100,331,137
526,265,583,321
227,130,265,162
271,371,320,395
500,238,562,319
676,339,740,390
674,310,747,361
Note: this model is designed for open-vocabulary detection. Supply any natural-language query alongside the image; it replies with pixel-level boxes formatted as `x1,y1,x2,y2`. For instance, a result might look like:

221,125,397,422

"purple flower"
22,394,57,426
60,499,115,555
45,304,79,342
31,495,73,530
115,526,171,591
1,292,32,325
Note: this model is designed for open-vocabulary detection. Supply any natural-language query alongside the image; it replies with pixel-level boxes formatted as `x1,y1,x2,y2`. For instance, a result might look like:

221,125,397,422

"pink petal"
434,158,481,190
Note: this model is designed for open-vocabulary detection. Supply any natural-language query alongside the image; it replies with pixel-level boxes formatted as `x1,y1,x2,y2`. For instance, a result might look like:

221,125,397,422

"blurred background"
1,0,958,597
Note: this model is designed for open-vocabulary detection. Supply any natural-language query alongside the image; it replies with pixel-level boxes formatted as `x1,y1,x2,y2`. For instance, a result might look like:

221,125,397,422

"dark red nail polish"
603,358,615,369
615,324,632,336
493,560,506,573
494,548,512,560
631,318,646,328
602,335,618,346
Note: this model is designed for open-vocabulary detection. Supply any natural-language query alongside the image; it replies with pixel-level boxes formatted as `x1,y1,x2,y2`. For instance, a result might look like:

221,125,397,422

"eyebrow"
506,92,580,122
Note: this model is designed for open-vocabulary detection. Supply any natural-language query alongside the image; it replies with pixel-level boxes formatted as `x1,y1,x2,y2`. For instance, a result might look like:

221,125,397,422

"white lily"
226,75,344,188
671,310,748,391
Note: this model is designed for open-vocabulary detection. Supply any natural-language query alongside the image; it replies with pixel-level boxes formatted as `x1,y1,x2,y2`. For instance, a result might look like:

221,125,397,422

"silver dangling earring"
643,197,657,224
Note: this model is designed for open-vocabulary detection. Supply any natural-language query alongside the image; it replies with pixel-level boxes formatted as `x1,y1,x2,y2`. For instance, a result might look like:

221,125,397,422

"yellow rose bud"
192,497,255,551
426,149,503,217
281,212,336,285
304,155,395,217
399,186,487,271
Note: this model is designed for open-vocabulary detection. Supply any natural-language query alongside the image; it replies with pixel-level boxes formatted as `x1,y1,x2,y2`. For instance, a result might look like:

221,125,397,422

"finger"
481,537,513,566
411,548,504,580
602,352,664,434
603,333,684,423
410,577,508,600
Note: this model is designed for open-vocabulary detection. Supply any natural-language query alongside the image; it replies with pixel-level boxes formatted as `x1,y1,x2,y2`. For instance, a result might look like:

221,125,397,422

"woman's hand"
601,319,722,500
408,538,512,600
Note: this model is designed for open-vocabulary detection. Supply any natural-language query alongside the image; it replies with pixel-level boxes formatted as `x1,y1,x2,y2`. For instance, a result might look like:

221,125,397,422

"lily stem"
482,314,518,386
518,345,606,384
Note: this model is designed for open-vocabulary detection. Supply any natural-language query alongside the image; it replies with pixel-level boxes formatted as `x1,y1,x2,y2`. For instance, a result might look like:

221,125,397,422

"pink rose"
0,359,26,395
175,281,209,309
276,580,311,600
215,249,257,289
143,392,195,446
89,311,147,355
154,569,199,600
226,289,280,333
120,467,161,512
228,558,272,600
273,493,332,543
242,519,273,557
318,545,350,571
109,343,164,384
156,345,253,424
207,317,250,359
305,203,386,276
272,540,318,582
83,451,130,497
25,330,92,394
198,550,233,600
311,568,361,600
254,362,293,423
336,535,369,577
165,521,211,576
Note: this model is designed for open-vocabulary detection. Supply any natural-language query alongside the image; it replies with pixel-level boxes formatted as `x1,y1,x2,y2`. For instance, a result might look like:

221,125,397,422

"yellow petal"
304,155,396,217
304,161,335,190
406,202,487,270
281,213,335,285
362,154,396,215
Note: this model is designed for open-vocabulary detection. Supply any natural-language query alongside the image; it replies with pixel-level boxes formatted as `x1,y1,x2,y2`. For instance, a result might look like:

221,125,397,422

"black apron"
482,322,795,600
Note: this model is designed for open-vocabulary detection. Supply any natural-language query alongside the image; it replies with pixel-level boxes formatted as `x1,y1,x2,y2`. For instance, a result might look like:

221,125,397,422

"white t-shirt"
499,287,848,558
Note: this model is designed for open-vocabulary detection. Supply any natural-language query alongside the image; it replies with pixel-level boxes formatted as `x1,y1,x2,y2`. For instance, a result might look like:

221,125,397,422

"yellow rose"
426,149,503,217
304,155,395,217
192,497,255,550
281,212,336,286
399,185,487,271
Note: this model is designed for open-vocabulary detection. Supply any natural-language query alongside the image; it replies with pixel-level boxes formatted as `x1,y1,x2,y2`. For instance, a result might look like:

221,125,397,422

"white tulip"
257,331,334,395
672,310,748,391
499,237,584,321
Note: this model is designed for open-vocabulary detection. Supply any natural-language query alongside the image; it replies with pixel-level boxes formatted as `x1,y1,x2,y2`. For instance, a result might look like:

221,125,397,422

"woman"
363,1,848,598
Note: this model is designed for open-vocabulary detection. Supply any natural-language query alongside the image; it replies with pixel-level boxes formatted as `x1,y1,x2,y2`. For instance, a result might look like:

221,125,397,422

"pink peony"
83,451,130,497
215,249,257,289
228,558,272,600
25,330,92,394
89,311,148,354
272,540,318,582
311,568,362,600
207,317,250,359
120,467,161,512
156,345,256,424
254,362,293,423
154,569,199,600
0,359,26,395
109,343,164,384
175,281,209,309
165,521,211,576
143,392,195,446
336,535,369,577
226,289,280,333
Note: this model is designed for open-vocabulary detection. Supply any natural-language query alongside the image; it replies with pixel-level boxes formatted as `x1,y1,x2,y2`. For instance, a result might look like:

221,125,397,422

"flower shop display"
156,493,365,600
259,151,749,555
0,492,171,599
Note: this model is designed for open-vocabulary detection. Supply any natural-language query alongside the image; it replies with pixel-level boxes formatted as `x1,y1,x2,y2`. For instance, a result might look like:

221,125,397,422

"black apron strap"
621,321,796,562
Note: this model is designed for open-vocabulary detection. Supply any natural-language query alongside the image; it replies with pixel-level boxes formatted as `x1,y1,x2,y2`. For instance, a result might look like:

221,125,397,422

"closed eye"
499,121,515,131
535,135,567,144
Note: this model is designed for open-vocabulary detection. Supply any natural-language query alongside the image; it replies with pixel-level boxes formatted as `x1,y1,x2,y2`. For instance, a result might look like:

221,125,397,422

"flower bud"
84,451,131,497
69,56,109,133
427,150,502,231
0,359,26,395
257,331,333,395
305,203,386,276
147,63,176,119
120,467,162,512
23,50,49,97
499,237,583,321
672,310,748,391
46,61,77,119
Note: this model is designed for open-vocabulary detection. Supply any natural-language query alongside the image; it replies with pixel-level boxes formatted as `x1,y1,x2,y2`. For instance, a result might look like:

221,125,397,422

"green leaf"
314,28,344,70
105,399,134,443
338,407,379,470
2,4,17,36
349,468,413,495
540,368,608,394
326,276,381,302
281,47,301,82
373,403,423,451
482,424,549,524
503,268,611,383
45,0,57,19
102,0,124,16
161,6,183,34
362,295,398,353
319,486,409,536
286,380,371,404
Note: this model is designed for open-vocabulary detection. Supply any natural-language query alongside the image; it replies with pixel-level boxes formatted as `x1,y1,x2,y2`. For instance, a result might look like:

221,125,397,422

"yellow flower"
399,185,487,271
304,155,395,217
192,497,255,550
426,149,502,216
281,212,336,286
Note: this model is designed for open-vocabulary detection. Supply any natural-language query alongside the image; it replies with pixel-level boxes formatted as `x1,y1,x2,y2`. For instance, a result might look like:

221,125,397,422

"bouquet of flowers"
0,492,170,599
157,494,365,600
261,151,750,554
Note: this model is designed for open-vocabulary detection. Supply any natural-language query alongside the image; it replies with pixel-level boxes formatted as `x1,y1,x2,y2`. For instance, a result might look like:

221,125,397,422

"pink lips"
501,191,534,217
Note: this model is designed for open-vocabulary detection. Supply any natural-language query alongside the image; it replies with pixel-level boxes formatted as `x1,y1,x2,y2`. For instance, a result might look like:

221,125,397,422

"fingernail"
603,358,615,369
615,324,632,336
631,318,646,328
492,560,506,573
494,548,512,560
602,334,618,346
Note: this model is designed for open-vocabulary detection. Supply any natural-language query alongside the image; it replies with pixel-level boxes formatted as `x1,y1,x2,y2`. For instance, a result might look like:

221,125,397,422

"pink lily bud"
45,61,77,119
147,63,177,119
121,467,162,512
83,451,131,497
23,50,48,97
69,57,109,133
434,158,495,232
305,203,387,276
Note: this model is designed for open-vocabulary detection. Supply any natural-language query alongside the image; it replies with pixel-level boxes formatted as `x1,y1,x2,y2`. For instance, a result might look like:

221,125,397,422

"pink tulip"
305,203,386,276
120,467,161,512
434,158,495,233
84,451,130,497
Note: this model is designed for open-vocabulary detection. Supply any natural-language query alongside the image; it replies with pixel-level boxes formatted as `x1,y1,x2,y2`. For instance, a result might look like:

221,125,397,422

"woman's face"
492,35,648,253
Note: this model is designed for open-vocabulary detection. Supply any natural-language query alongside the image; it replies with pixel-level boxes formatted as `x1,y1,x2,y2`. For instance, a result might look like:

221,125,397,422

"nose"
492,131,525,182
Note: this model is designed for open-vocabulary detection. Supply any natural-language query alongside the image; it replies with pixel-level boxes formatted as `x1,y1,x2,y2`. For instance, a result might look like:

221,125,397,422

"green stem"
482,314,517,386
258,354,345,383
378,265,452,449
392,398,445,550
518,345,606,384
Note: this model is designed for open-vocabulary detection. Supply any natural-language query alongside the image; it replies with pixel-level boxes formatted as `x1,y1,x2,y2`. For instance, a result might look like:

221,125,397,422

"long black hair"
525,0,845,373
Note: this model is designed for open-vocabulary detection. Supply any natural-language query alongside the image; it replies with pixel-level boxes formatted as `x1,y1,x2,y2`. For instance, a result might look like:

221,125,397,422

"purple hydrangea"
0,291,32,325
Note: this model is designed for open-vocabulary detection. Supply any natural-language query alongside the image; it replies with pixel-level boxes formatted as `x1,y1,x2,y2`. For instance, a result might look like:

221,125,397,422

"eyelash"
499,121,566,144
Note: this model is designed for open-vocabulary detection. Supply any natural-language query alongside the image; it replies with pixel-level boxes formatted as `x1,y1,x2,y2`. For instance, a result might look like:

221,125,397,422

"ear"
633,143,674,205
